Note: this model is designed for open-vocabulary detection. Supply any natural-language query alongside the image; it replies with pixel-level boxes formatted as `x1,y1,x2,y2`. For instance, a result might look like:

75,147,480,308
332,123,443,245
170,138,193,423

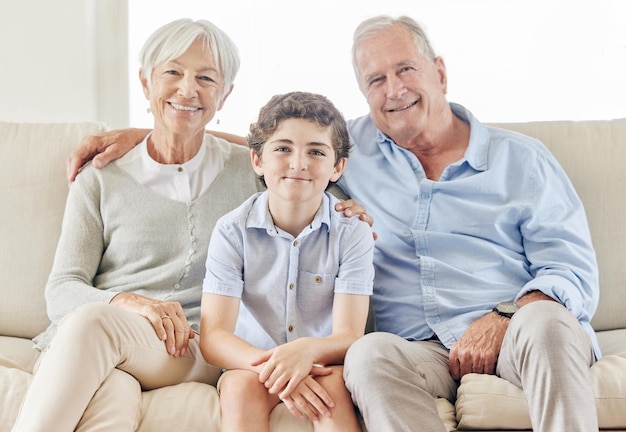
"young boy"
200,91,374,432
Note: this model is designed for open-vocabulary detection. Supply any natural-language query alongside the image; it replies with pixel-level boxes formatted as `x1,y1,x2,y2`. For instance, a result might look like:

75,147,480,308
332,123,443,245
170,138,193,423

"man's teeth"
170,103,198,111
390,100,418,112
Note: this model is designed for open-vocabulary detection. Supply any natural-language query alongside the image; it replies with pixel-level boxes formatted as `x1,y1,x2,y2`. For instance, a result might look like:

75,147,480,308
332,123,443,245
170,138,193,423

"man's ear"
250,148,264,176
434,56,448,94
217,84,234,111
139,69,150,99
330,157,347,182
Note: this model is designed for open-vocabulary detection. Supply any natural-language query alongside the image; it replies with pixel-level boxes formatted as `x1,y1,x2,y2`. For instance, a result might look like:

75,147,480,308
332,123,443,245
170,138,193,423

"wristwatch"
493,301,520,318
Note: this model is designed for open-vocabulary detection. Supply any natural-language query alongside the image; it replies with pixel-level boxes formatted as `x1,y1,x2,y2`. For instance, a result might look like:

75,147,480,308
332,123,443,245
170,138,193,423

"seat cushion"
0,367,32,431
455,352,626,430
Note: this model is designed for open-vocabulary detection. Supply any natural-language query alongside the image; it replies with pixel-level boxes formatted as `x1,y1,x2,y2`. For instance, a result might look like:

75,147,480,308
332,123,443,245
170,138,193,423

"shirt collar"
246,191,332,236
138,132,208,176
373,102,490,172
450,103,490,172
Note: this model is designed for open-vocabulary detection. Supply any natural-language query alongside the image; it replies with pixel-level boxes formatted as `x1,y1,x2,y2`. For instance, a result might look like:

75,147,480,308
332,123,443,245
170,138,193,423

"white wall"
0,0,128,128
127,0,626,135
1,0,624,130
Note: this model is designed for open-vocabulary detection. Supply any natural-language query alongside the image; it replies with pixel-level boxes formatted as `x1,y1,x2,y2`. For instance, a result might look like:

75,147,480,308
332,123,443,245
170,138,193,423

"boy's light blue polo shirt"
202,191,375,350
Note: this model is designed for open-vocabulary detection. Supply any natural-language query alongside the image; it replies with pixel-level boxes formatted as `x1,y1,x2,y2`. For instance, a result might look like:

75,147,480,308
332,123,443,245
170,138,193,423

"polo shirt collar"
246,191,331,236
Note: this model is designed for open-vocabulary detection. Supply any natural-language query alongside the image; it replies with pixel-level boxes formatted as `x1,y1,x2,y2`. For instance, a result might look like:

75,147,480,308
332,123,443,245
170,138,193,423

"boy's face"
251,118,346,207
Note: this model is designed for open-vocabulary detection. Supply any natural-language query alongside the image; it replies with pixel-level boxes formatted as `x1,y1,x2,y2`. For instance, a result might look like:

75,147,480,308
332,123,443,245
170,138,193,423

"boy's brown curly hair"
247,91,352,165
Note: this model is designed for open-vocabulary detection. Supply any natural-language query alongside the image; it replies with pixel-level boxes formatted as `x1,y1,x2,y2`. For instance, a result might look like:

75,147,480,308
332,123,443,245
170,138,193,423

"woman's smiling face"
140,39,230,137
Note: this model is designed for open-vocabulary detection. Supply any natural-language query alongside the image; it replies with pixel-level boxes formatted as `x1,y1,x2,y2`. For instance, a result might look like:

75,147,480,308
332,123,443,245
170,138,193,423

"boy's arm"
199,292,267,371
255,292,370,398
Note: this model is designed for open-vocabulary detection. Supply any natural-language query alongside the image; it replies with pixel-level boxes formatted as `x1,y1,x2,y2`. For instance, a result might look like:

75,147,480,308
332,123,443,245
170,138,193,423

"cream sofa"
1,119,625,431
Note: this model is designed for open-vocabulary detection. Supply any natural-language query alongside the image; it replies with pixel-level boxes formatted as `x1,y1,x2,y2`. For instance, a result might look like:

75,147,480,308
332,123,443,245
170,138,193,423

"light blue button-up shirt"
202,191,375,350
338,103,600,357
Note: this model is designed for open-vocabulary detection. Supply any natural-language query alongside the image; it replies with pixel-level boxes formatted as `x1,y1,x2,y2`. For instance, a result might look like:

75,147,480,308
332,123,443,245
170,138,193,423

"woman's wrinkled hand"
110,292,194,357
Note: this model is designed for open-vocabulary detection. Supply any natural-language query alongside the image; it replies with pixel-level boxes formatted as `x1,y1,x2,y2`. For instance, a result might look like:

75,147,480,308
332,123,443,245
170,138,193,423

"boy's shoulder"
217,191,266,227
325,192,369,232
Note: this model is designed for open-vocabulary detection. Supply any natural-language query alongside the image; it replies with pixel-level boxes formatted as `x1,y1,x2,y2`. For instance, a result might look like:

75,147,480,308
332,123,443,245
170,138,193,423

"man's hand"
335,199,377,240
448,311,508,380
110,292,194,357
66,128,150,182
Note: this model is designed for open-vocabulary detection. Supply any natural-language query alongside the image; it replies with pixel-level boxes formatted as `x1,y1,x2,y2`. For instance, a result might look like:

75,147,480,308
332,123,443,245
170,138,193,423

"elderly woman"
11,19,262,431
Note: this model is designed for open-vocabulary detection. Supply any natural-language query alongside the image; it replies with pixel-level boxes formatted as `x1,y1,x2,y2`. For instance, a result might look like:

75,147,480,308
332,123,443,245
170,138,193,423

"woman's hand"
280,375,335,422
110,292,194,357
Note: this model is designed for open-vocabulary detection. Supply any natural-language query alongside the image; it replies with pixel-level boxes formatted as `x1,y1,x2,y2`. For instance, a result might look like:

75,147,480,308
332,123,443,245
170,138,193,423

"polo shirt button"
288,325,294,332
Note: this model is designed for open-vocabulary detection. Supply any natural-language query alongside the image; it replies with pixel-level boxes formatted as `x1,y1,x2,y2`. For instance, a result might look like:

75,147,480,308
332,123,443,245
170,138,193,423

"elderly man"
339,15,598,432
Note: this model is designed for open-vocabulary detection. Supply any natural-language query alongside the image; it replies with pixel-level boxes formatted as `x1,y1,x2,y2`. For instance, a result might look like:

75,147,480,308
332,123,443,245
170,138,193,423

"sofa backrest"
491,118,626,332
0,121,108,339
1,119,623,340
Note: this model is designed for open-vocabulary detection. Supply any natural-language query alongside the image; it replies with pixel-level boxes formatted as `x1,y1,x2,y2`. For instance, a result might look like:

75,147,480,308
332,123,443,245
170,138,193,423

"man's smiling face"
355,23,449,146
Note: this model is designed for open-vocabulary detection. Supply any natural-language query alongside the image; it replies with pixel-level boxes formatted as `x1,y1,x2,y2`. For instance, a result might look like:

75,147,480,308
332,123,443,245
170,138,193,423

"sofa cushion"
0,336,40,372
137,384,458,432
0,121,108,339
455,352,626,430
0,367,32,431
138,381,312,432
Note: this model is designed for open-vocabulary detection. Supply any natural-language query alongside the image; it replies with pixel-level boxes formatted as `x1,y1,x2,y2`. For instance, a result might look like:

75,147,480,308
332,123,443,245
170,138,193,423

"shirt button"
289,283,295,290
314,276,322,283
293,240,298,247
288,325,294,332
174,284,180,289
177,166,183,172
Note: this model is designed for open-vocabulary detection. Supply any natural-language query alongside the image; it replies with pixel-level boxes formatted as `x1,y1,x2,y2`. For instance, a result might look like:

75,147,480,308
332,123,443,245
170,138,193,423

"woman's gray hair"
352,15,437,78
139,18,240,95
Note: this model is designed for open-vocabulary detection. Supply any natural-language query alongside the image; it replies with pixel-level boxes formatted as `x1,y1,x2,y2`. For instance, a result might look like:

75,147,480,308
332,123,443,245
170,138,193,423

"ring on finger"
161,315,171,320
